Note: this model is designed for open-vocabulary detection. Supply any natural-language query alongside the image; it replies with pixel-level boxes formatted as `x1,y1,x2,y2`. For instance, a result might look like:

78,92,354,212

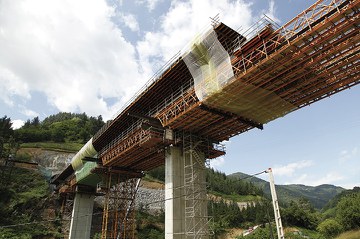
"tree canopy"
0,116,17,159
15,112,105,144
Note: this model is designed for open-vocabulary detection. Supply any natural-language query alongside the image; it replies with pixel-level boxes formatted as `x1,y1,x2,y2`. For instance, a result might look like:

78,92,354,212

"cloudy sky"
0,0,359,188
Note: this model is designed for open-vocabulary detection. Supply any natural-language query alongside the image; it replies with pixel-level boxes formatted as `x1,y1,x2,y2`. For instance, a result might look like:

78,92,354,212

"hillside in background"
229,172,345,209
14,112,104,144
0,166,61,238
1,113,357,238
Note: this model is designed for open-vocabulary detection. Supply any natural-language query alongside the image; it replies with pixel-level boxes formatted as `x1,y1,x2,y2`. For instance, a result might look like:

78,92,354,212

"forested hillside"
145,166,270,237
1,113,358,238
15,112,104,144
229,172,345,209
0,167,61,238
0,114,101,238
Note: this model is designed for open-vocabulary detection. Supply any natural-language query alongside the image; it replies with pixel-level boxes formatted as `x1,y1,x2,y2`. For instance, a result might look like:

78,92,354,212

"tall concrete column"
69,192,95,239
165,146,185,239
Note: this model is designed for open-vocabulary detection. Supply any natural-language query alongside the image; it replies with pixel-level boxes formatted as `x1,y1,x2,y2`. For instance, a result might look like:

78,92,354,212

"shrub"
317,218,343,238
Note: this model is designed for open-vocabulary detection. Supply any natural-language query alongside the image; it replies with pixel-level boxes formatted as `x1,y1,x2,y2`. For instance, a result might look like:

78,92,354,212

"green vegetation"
0,167,62,238
235,226,277,239
282,198,320,230
1,113,359,238
211,191,261,202
335,229,360,239
209,198,275,236
207,168,263,197
15,112,104,144
135,158,360,239
335,190,360,230
229,172,345,209
145,165,165,182
0,116,19,159
136,205,165,239
317,219,343,238
146,166,268,237
20,141,84,152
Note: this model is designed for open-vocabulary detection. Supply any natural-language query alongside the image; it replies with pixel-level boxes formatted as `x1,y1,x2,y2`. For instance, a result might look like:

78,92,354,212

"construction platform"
89,0,359,173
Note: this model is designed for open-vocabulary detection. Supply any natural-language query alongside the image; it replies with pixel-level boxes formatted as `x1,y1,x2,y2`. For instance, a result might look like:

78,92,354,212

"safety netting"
183,30,234,101
71,138,97,171
183,29,294,124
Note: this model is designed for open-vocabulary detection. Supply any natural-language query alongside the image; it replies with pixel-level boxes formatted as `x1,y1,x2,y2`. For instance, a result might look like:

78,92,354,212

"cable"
0,219,60,229
0,188,206,229
234,170,267,181
0,170,268,229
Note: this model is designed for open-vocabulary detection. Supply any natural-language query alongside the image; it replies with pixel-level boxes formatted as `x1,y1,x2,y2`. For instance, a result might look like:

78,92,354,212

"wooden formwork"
94,0,359,171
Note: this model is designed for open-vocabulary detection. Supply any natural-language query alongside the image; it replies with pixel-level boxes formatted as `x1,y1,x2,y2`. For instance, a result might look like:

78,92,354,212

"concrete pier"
69,192,95,239
165,145,209,238
165,146,185,239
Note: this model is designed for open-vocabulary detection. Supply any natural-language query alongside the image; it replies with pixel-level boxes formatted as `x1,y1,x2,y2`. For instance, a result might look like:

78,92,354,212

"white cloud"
341,182,360,190
136,0,253,74
262,0,280,23
287,172,344,186
339,147,358,162
136,0,163,12
0,0,144,120
0,66,31,106
272,160,313,177
120,13,140,32
11,119,25,129
21,109,39,118
0,0,272,121
210,156,225,168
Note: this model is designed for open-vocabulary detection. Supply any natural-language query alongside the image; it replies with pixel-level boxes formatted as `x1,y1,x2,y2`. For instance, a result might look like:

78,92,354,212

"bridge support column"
165,146,185,239
69,191,95,239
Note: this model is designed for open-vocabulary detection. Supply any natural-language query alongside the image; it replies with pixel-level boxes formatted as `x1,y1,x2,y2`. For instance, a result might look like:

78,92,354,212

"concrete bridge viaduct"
51,0,360,238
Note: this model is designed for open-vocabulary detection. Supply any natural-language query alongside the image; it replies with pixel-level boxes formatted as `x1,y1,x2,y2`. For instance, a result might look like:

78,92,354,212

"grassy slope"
336,229,360,239
210,191,262,202
0,167,61,238
20,141,83,152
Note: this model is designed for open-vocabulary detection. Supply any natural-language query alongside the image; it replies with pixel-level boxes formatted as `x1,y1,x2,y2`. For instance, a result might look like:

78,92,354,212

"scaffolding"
51,1,360,239
89,0,359,172
182,133,214,238
101,172,141,239
60,192,75,238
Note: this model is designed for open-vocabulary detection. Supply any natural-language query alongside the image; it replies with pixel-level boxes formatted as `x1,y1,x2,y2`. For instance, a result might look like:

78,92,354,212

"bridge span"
52,0,359,238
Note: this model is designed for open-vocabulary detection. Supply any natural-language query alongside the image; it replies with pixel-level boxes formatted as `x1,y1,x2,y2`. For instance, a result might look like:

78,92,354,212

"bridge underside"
54,0,359,238
92,0,359,172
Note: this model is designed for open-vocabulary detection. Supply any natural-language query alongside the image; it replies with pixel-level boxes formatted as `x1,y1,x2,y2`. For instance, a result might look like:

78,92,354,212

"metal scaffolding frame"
55,1,359,238
91,0,359,172
182,133,214,238
60,193,75,238
101,173,141,239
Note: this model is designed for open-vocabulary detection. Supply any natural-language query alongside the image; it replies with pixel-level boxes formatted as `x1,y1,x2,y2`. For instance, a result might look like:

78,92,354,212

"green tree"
50,123,66,142
317,218,343,238
282,200,319,229
0,116,14,158
31,116,40,126
336,192,360,230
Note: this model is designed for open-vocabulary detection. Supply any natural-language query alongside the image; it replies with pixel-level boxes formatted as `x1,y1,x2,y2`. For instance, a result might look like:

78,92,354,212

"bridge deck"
93,0,359,172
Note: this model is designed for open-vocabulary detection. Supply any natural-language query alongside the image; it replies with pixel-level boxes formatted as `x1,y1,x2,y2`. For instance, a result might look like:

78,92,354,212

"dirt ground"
140,179,165,190
219,228,244,239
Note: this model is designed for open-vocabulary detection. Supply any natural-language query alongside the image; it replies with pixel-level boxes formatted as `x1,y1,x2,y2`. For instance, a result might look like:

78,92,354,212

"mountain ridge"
228,172,345,209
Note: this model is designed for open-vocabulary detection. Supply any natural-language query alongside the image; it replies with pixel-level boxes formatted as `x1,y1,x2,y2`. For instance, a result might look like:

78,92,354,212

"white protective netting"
183,29,294,124
183,30,234,101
